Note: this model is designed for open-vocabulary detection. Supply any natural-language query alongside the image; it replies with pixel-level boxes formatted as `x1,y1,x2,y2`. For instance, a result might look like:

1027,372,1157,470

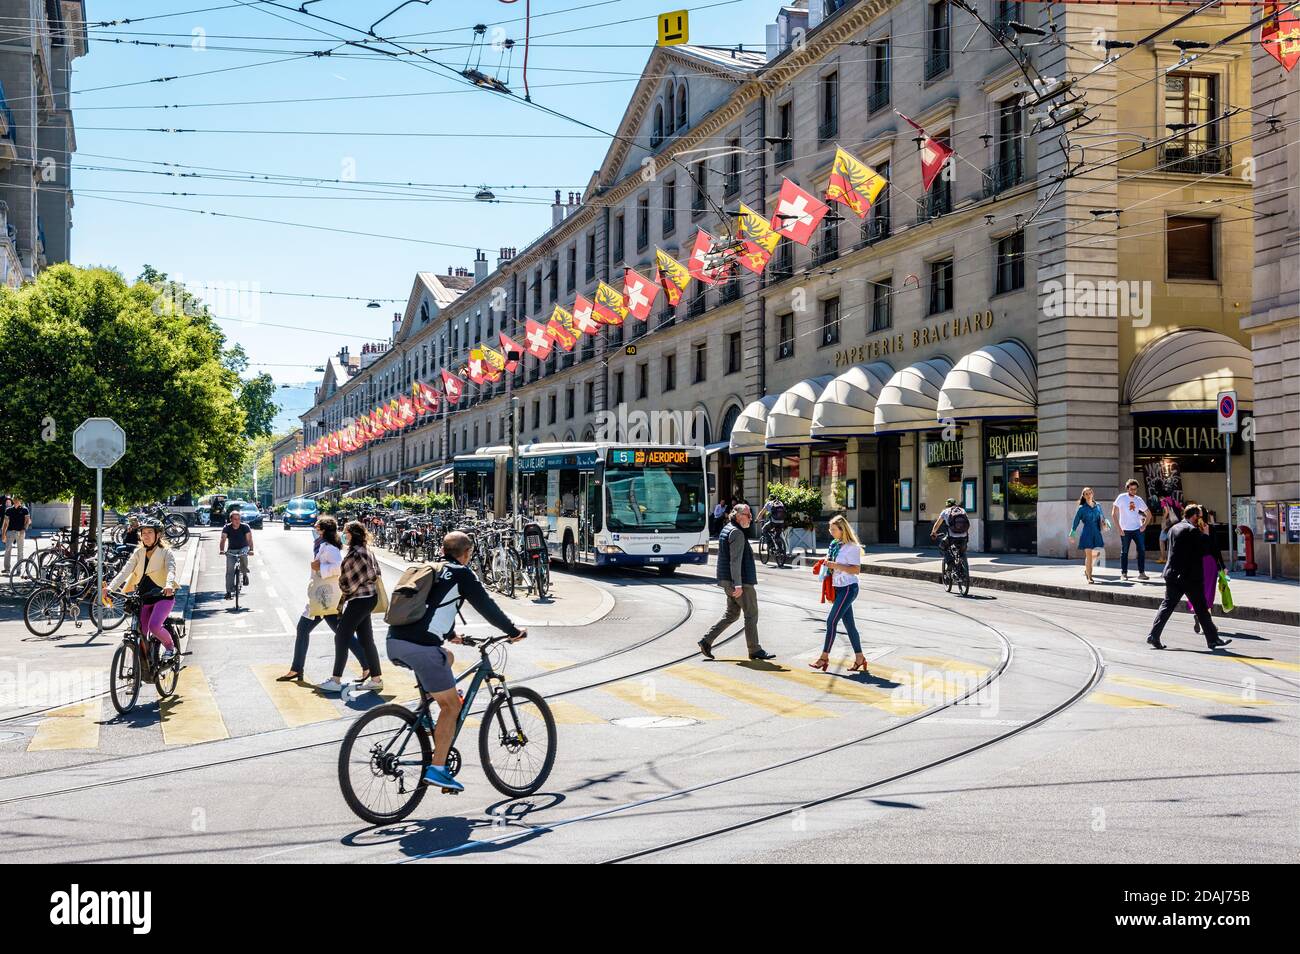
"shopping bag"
1217,570,1235,614
306,572,341,617
372,574,389,615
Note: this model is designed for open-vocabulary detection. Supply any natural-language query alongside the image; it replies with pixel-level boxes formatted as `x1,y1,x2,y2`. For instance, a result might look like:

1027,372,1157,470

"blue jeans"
1120,529,1146,576
823,582,862,654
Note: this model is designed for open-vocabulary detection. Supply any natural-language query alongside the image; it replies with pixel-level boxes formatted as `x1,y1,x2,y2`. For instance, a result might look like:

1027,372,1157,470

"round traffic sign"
1219,394,1235,418
73,418,126,469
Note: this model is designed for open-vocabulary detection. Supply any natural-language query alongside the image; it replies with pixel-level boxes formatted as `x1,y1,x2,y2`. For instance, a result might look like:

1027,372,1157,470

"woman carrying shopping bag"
277,516,343,683
318,520,385,694
1185,505,1225,636
809,515,867,674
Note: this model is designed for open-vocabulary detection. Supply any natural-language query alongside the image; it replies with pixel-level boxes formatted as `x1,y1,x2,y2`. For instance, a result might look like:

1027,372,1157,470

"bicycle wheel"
23,586,66,637
109,642,142,714
775,539,789,569
165,518,189,547
92,590,129,631
944,560,954,593
957,558,971,597
7,556,43,599
535,559,550,599
154,653,180,699
498,554,516,599
338,704,432,825
758,535,769,565
478,686,557,798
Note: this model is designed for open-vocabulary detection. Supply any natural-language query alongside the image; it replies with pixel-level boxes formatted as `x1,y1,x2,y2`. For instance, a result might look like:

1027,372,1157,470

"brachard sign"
834,310,997,368
986,429,1038,460
1135,413,1248,457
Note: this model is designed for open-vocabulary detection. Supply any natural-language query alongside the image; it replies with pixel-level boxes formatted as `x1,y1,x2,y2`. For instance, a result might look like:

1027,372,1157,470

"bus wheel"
562,536,577,571
657,564,678,576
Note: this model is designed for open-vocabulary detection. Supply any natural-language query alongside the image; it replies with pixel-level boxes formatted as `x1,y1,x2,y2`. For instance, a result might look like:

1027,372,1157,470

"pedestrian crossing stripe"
601,679,723,721
160,667,230,745
901,655,991,677
27,698,102,751
253,665,341,727
1108,674,1277,707
1208,655,1300,673
666,665,836,718
1087,691,1170,709
766,664,927,716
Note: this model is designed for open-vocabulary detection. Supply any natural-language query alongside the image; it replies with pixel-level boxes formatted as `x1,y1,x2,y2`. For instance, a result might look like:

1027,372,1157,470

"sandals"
848,658,869,673
808,657,829,671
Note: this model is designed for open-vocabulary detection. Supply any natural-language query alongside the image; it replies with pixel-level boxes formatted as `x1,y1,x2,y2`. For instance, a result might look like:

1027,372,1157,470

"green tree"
0,264,248,536
223,343,279,439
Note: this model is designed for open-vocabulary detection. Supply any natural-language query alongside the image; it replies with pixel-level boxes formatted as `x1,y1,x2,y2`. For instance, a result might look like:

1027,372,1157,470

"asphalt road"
0,526,1295,863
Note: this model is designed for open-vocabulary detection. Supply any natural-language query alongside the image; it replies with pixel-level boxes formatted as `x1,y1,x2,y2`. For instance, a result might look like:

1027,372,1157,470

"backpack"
769,500,786,522
384,561,446,626
947,509,970,534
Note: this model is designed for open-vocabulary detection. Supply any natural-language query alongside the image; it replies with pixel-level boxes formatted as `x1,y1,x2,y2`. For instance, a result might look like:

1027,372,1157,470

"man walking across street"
2,495,32,573
1147,503,1231,651
698,504,775,661
1111,479,1151,581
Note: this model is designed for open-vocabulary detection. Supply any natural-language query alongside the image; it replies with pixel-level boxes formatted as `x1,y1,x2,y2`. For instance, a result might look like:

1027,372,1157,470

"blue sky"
72,0,778,384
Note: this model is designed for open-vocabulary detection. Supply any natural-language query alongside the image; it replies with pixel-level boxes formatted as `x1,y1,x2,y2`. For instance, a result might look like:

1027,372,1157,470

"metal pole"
95,467,103,636
512,396,521,531
1225,432,1234,573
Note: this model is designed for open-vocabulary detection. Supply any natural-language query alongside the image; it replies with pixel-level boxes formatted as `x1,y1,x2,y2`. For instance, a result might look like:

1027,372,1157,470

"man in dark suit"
1147,504,1231,650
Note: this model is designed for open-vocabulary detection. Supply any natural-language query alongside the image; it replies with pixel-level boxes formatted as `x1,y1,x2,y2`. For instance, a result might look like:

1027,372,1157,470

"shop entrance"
983,424,1038,553
878,434,899,544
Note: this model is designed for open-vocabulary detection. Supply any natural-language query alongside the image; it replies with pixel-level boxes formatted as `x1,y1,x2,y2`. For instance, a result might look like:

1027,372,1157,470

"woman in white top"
278,516,343,682
810,514,866,674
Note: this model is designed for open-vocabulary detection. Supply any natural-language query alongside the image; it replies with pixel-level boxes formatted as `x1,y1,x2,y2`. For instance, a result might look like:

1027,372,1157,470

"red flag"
441,368,465,404
572,295,601,335
897,113,952,192
1262,2,1300,71
421,381,441,414
498,332,524,371
622,267,658,322
687,228,722,285
524,318,553,359
771,177,830,245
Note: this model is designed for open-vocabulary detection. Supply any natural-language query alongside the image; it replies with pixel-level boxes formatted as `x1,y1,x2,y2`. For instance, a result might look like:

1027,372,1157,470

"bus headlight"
688,545,708,553
600,545,624,554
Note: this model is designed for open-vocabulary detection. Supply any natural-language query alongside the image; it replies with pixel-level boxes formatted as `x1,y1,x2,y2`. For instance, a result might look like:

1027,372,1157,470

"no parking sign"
1217,391,1238,434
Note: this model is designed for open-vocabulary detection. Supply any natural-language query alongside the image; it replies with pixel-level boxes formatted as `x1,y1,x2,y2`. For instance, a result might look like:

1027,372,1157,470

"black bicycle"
108,594,187,714
936,533,971,596
337,633,556,825
757,521,789,568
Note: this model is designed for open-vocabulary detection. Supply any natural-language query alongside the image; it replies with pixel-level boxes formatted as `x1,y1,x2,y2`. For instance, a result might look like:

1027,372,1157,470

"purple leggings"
139,598,176,650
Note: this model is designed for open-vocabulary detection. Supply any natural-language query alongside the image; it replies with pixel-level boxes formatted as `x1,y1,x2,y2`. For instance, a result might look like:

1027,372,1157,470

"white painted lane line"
275,606,296,636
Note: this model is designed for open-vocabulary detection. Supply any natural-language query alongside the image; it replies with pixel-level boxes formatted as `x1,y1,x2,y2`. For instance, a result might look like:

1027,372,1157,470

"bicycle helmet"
139,517,164,531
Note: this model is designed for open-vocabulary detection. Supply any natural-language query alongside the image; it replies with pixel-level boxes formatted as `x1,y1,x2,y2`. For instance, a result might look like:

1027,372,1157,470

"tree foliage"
223,343,279,440
0,264,247,507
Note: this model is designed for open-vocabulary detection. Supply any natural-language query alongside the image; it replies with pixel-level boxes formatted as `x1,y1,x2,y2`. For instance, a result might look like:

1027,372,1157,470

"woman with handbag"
1185,505,1224,635
277,517,343,683
318,520,385,694
809,515,867,674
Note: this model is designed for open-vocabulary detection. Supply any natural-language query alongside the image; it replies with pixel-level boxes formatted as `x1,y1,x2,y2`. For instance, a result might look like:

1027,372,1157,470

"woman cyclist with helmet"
102,518,180,662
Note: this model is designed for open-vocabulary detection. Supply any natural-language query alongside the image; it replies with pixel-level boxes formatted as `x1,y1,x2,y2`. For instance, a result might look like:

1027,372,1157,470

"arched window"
720,403,742,443
665,81,676,133
651,104,664,148
676,83,688,131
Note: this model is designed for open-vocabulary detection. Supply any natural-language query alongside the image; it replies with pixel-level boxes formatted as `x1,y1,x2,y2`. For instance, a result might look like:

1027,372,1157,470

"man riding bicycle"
757,495,787,548
219,509,254,599
386,530,527,794
930,497,970,568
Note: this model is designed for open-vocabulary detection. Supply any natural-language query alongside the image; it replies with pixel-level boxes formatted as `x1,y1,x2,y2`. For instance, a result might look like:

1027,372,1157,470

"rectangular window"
637,195,649,251
637,362,648,399
919,134,952,220
989,97,1024,193
863,160,891,244
814,215,839,265
777,312,795,359
819,71,839,140
566,244,577,293
871,278,893,331
585,232,597,280
771,240,794,281
928,258,955,314
614,370,625,404
995,232,1025,294
926,2,950,79
688,280,707,318
724,137,741,197
692,162,708,216
820,297,841,347
869,39,890,112
585,380,595,414
693,341,707,383
1162,72,1223,173
548,393,557,425
662,178,676,236
531,399,540,429
1167,216,1215,280
726,331,742,374
613,214,625,262
548,257,558,302
993,0,1022,37
532,269,542,311
664,353,677,391
776,101,793,165
565,387,575,419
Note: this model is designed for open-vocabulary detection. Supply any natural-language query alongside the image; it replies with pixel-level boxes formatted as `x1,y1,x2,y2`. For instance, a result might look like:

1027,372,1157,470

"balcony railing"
916,186,952,224
774,140,793,165
768,246,794,283
718,281,741,305
688,292,707,318
811,237,838,266
924,47,950,80
984,153,1025,196
1158,142,1230,175
818,117,839,141
991,4,1023,38
723,172,740,197
859,212,890,248
868,83,889,113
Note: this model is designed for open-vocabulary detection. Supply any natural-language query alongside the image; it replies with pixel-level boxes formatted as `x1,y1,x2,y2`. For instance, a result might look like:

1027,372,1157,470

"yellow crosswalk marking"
667,665,835,718
27,699,102,751
253,665,341,727
161,666,230,744
1109,674,1276,707
348,662,422,704
1208,655,1300,673
767,665,926,716
1088,691,1170,709
543,699,605,725
602,679,723,720
901,655,991,677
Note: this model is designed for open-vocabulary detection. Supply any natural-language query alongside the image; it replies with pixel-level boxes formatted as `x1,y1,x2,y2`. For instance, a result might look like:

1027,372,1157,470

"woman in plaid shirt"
318,520,385,694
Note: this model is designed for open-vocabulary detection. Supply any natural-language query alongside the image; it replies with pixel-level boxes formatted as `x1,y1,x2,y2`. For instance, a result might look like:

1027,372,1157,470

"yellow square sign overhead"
658,9,688,46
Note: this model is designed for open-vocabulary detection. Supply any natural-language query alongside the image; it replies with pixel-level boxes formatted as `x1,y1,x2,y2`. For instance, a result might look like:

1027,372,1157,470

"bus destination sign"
611,448,692,466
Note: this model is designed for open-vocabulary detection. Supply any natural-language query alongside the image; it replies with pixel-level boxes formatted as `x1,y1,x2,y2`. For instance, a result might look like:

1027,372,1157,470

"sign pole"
95,466,104,636
512,396,521,531
1225,432,1233,574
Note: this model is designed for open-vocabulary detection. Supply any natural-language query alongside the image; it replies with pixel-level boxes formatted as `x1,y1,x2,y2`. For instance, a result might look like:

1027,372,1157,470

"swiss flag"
622,267,658,321
898,112,953,192
771,178,829,246
524,318,553,359
572,295,600,335
687,228,720,285
498,332,523,372
441,369,464,404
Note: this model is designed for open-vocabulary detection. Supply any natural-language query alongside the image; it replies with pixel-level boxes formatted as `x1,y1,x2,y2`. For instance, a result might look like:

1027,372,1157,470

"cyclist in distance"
102,518,179,662
386,530,527,794
219,509,254,599
757,493,787,546
930,496,970,565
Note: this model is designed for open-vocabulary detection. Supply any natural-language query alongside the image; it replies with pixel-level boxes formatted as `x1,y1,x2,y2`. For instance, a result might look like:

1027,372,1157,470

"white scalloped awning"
873,357,954,432
1125,329,1254,413
728,395,779,456
938,340,1037,420
765,376,835,447
811,362,895,439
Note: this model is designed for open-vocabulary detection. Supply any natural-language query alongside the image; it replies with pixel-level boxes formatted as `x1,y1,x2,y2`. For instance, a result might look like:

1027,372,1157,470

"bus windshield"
604,455,706,533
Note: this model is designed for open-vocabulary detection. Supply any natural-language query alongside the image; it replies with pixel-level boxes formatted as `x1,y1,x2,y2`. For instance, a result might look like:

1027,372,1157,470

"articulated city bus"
451,445,510,517
517,442,709,574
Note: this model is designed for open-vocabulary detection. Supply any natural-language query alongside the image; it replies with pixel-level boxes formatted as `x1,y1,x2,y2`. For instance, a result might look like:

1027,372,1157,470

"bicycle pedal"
440,787,461,795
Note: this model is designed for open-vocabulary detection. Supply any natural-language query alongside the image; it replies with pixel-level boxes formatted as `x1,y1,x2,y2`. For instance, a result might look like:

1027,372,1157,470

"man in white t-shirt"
1111,479,1151,581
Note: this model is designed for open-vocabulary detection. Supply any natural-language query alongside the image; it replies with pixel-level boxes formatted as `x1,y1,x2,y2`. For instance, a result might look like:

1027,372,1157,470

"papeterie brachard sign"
833,310,998,368
1135,412,1249,457
925,436,964,467
985,428,1037,460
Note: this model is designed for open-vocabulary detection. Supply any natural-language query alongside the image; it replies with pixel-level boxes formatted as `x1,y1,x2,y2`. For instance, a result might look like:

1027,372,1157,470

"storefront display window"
767,452,800,487
813,447,847,513
917,430,963,540
984,424,1037,553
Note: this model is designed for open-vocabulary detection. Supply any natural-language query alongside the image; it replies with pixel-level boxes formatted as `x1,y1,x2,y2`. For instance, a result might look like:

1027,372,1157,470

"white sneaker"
358,677,384,692
317,677,344,693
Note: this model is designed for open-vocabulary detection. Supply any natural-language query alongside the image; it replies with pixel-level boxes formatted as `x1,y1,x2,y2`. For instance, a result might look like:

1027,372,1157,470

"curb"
858,562,1299,627
177,531,205,624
